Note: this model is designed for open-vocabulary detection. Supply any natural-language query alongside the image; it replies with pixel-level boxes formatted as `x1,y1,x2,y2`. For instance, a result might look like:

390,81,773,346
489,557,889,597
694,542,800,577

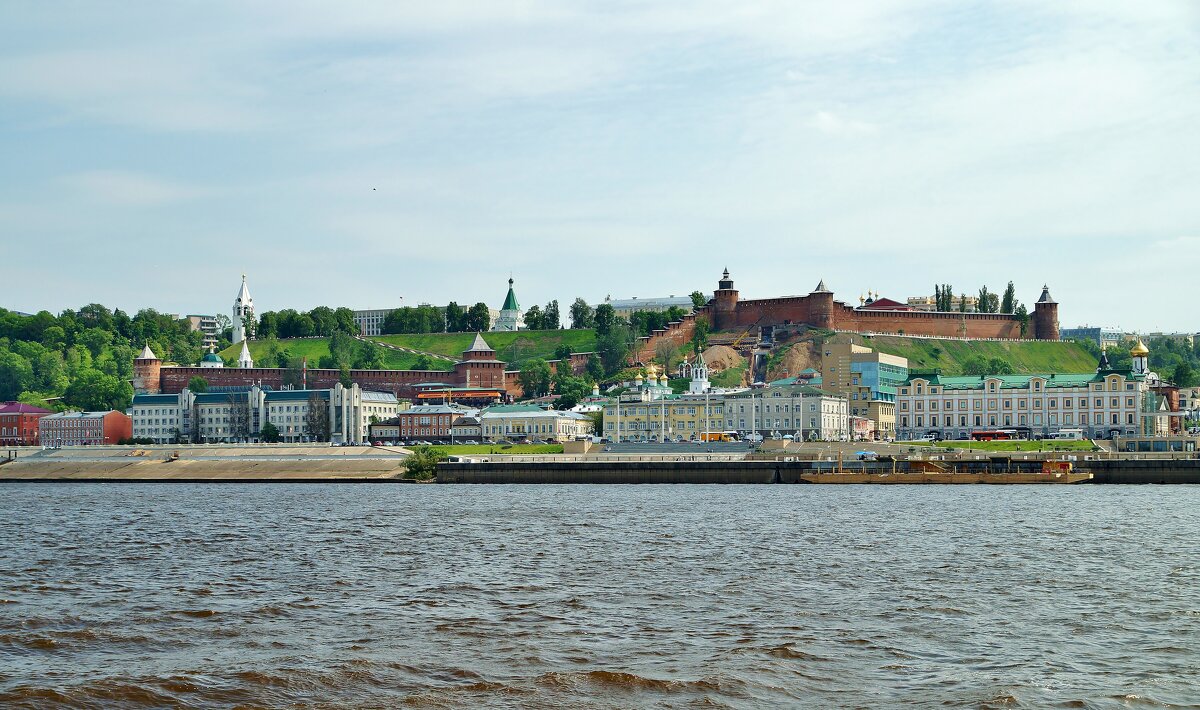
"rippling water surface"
1,483,1198,708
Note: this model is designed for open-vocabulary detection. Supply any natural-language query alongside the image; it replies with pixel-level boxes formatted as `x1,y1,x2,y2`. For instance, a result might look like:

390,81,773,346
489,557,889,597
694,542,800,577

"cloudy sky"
3,1,1198,331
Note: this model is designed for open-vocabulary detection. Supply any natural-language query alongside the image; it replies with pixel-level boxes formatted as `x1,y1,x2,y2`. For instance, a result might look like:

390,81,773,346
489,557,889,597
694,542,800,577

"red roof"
0,401,53,414
861,297,913,311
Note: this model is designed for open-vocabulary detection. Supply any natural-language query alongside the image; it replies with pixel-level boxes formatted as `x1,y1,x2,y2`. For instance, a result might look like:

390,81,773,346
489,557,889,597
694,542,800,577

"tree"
692,316,710,354
187,376,209,393
594,303,616,336
596,322,635,374
412,354,433,370
977,286,999,314
519,358,553,398
690,291,708,310
309,306,337,336
1015,304,1029,337
1000,281,1017,314
354,339,385,369
0,351,34,400
260,422,281,443
959,293,968,313
934,284,954,311
328,330,356,368
403,446,445,480
655,339,678,369
586,354,604,382
524,305,543,331
63,369,131,411
466,303,492,332
78,328,113,358
569,298,594,329
258,312,279,339
333,307,357,335
1173,361,1197,387
306,392,331,442
445,302,465,332
543,300,561,330
552,372,591,410
228,394,251,441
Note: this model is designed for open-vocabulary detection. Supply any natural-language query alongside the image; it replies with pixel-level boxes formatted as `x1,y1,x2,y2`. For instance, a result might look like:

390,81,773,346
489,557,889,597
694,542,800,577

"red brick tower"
712,268,739,331
809,279,835,330
132,344,162,394
1033,285,1060,340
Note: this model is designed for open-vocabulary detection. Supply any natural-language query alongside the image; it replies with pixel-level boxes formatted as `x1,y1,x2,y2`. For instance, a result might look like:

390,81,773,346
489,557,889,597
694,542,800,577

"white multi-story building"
130,383,398,444
723,385,850,441
186,314,220,350
480,404,592,441
895,346,1156,440
352,308,392,337
601,294,695,319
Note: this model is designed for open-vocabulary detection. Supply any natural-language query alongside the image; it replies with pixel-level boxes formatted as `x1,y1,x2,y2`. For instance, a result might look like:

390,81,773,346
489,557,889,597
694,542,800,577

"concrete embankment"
438,461,781,484
1086,460,1200,484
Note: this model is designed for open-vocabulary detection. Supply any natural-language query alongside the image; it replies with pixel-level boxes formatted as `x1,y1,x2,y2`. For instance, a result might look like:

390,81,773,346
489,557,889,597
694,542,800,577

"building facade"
39,410,132,447
895,347,1156,440
0,401,53,446
186,315,220,350
131,383,398,444
723,385,850,441
353,308,393,337
394,404,479,440
1061,325,1123,349
480,404,592,441
602,295,695,319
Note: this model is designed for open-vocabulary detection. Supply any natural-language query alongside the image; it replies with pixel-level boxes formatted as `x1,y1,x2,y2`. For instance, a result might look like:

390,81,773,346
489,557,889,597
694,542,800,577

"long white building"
895,345,1159,440
131,383,398,444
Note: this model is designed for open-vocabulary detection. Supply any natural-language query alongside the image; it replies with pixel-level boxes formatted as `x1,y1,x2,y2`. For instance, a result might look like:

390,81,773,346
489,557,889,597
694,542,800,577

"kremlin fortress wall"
135,271,1060,399
632,271,1059,363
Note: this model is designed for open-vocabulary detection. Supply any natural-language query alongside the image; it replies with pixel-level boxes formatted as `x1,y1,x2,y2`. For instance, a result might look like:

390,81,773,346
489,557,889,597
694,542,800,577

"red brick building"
38,410,134,447
0,401,53,446
394,404,479,440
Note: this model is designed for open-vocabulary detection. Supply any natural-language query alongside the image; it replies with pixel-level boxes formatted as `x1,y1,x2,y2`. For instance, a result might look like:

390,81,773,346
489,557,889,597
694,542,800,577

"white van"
1049,429,1084,440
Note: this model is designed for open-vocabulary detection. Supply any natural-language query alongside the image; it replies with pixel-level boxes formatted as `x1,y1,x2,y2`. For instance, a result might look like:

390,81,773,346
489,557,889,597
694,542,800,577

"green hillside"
858,335,1099,375
369,329,596,366
219,338,449,371
219,329,596,371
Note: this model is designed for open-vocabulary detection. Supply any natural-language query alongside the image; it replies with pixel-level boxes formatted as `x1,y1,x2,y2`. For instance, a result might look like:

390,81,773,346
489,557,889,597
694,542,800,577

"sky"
2,1,1198,331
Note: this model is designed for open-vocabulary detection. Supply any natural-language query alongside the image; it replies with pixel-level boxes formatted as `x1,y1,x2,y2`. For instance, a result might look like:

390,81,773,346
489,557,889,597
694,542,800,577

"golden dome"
1130,339,1149,357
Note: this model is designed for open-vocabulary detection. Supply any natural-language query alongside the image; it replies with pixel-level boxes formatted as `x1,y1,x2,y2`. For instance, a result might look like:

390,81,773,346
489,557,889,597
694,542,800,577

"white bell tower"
233,274,254,344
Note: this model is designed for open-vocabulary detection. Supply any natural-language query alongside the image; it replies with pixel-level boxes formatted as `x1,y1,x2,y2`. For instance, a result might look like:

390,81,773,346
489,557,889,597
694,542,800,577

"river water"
1,484,1197,708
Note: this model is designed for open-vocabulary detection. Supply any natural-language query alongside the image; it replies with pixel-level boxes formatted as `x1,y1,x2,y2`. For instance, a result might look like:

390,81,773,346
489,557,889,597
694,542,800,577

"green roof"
905,371,1142,390
482,404,543,414
501,279,519,311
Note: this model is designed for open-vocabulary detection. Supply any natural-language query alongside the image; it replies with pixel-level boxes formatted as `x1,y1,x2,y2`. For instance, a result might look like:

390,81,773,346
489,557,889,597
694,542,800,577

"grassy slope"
851,335,1098,374
219,339,448,371
219,329,597,371
370,330,596,367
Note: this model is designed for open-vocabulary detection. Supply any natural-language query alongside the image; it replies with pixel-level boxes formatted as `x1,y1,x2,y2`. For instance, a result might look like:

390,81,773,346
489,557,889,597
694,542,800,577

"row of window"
900,412,1136,428
900,397,1137,411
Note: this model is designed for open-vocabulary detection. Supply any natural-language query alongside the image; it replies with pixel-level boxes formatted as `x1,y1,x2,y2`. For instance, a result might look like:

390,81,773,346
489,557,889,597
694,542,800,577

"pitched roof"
813,279,831,293
1037,285,1056,304
236,274,252,303
501,278,519,311
466,332,493,352
0,401,53,414
904,372,1137,390
137,344,158,360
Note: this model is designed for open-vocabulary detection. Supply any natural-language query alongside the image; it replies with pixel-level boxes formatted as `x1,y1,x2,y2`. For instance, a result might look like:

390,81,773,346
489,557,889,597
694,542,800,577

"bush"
402,446,445,481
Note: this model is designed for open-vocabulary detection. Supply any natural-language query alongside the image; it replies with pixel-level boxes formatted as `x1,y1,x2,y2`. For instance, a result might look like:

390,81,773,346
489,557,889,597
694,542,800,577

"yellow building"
601,395,725,442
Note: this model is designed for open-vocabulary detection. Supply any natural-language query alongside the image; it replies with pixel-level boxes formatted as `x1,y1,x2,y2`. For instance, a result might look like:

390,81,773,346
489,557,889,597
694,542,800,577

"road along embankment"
0,457,409,482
